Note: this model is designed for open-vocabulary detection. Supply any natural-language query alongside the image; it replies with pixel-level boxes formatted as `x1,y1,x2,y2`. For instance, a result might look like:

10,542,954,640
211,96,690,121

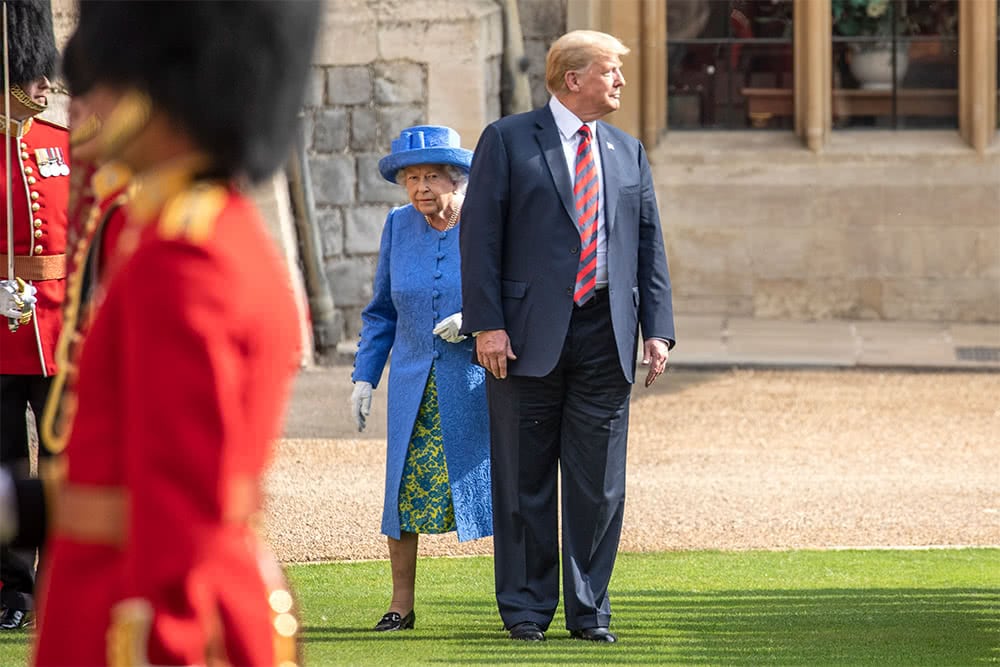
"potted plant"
832,0,910,89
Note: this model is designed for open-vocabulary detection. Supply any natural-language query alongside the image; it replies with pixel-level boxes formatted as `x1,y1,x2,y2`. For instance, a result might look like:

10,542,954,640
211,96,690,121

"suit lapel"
597,121,621,234
535,108,577,224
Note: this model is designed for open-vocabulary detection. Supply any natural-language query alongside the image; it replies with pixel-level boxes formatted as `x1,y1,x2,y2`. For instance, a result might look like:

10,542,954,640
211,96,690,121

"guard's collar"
0,116,33,138
128,152,211,226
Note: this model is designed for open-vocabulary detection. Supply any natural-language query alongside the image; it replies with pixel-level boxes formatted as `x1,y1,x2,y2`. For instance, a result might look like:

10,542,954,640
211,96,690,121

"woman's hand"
433,312,466,343
350,381,373,432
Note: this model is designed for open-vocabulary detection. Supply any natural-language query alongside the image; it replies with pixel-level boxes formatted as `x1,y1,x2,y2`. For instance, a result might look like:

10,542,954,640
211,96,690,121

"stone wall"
517,0,567,108
654,132,1000,323
308,0,503,344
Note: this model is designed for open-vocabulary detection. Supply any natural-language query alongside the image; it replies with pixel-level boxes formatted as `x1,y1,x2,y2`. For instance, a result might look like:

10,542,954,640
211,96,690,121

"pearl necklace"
425,204,460,232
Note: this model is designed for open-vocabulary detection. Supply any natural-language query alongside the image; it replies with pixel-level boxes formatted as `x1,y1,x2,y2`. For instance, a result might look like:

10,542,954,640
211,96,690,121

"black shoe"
0,608,32,630
509,621,545,641
373,610,415,632
570,626,617,643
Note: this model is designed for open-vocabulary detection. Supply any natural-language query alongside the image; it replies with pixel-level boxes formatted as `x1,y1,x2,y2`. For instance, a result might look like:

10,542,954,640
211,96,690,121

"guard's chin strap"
11,84,46,114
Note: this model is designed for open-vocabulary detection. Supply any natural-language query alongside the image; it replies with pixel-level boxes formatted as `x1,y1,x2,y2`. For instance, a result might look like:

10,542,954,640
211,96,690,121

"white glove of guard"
432,312,466,343
0,278,36,322
350,381,373,432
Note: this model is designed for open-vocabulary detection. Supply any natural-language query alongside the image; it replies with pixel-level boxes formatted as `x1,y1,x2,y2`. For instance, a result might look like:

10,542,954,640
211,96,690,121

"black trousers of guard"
486,288,632,632
0,374,53,611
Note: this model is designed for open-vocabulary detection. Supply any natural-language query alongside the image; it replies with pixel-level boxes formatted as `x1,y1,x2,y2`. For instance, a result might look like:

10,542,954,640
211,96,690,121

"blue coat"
352,204,492,542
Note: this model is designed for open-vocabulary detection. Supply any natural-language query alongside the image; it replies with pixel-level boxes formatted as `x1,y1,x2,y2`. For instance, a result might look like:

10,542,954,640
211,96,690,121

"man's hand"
476,329,517,379
432,312,466,343
641,338,670,387
350,381,373,432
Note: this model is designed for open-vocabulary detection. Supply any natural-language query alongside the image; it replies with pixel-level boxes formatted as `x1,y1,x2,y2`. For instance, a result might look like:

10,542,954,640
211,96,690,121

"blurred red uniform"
35,165,302,666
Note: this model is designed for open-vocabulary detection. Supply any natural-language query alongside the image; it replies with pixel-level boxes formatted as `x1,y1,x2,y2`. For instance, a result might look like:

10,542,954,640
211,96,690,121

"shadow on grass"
300,588,1000,665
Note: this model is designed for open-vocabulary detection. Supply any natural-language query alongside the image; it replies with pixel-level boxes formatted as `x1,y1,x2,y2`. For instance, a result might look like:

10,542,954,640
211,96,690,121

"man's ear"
564,70,579,93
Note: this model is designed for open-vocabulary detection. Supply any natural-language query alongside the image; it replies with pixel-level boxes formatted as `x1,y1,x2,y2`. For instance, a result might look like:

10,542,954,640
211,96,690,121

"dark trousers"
0,374,53,611
487,289,632,631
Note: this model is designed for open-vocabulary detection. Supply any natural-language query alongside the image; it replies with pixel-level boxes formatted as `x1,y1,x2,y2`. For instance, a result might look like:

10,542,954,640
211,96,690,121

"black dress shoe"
508,621,545,641
373,609,415,631
570,626,617,643
0,608,32,630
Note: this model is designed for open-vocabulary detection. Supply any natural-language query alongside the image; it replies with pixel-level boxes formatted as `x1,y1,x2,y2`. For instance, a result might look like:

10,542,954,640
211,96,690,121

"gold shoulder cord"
157,182,227,244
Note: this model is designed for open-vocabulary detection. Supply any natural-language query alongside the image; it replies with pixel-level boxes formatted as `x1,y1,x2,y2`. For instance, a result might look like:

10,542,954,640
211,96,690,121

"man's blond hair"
545,30,629,95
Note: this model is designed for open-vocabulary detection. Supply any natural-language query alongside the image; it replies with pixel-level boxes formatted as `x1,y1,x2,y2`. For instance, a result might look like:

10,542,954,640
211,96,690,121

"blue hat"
378,125,473,184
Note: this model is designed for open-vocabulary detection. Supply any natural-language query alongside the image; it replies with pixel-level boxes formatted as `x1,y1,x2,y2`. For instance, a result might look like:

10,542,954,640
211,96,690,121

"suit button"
570,246,579,254
566,287,573,296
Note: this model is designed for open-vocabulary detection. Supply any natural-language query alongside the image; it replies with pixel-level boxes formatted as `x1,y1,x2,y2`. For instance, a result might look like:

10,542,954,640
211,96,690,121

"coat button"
34,229,42,238
31,203,40,211
19,142,27,150
432,290,439,298
432,311,439,318
24,166,33,175
34,244,43,253
30,191,39,200
433,351,441,359
33,219,42,228
433,270,442,279
27,176,35,185
21,151,29,160
437,252,445,259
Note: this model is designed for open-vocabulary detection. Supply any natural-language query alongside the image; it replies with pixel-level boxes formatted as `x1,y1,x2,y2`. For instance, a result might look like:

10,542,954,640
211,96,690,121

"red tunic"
0,116,70,375
34,163,302,666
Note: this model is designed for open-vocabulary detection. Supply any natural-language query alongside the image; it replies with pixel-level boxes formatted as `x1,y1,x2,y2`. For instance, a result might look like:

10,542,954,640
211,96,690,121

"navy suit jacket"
460,105,674,383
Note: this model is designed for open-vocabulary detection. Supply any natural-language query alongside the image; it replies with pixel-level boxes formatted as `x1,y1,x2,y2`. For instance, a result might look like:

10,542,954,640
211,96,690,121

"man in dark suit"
460,30,675,643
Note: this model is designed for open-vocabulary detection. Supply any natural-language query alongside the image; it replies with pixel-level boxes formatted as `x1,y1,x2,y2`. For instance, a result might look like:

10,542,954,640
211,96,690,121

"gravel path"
262,368,999,562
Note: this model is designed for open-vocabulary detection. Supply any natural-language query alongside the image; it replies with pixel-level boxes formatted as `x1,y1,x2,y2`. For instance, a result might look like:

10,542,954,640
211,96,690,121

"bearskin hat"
4,0,58,86
67,0,321,183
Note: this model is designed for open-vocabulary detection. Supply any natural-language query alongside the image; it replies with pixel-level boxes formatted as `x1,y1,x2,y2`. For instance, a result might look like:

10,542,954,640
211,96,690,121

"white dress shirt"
549,95,608,288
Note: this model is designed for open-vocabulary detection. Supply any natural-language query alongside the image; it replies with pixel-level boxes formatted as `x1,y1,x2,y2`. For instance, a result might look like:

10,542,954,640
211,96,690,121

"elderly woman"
350,125,491,632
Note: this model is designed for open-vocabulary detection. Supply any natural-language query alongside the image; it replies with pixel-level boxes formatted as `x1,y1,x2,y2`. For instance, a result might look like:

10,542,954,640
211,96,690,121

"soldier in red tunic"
27,2,320,665
0,0,67,631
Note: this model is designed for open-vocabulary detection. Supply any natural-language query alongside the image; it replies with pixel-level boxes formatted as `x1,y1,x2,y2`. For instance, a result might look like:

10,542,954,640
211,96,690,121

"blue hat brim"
378,147,473,184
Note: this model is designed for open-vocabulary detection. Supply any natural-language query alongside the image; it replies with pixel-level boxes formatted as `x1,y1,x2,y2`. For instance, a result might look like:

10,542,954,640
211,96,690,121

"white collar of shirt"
549,95,597,142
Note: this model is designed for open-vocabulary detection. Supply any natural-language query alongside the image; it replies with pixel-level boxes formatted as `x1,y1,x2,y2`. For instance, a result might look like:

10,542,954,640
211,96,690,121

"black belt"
574,285,608,309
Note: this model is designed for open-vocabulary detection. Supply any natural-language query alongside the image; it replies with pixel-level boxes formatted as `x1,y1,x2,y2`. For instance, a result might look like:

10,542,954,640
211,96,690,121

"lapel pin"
606,141,615,151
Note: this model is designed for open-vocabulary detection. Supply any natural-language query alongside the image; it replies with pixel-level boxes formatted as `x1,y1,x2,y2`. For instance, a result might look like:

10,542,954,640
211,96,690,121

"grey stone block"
345,206,388,255
350,108,377,151
326,256,376,307
518,0,565,39
357,153,408,204
377,106,425,151
327,66,373,106
374,61,425,105
315,207,343,259
313,109,349,153
309,155,356,206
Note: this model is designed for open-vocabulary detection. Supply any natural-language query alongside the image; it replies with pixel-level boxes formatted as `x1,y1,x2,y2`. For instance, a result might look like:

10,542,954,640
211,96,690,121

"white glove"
0,278,36,322
350,381,373,432
432,312,466,343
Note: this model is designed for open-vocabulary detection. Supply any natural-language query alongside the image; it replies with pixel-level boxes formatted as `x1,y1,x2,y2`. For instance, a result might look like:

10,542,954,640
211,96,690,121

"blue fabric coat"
352,204,492,542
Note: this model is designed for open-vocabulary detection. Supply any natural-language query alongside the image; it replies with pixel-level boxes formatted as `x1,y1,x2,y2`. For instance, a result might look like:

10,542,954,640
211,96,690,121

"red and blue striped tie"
573,125,598,305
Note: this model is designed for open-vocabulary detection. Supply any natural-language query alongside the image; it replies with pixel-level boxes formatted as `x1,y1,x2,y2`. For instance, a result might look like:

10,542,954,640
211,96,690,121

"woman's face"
401,164,457,216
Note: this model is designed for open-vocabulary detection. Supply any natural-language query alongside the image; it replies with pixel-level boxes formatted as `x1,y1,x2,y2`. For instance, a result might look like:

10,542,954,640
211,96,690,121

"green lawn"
2,549,997,665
